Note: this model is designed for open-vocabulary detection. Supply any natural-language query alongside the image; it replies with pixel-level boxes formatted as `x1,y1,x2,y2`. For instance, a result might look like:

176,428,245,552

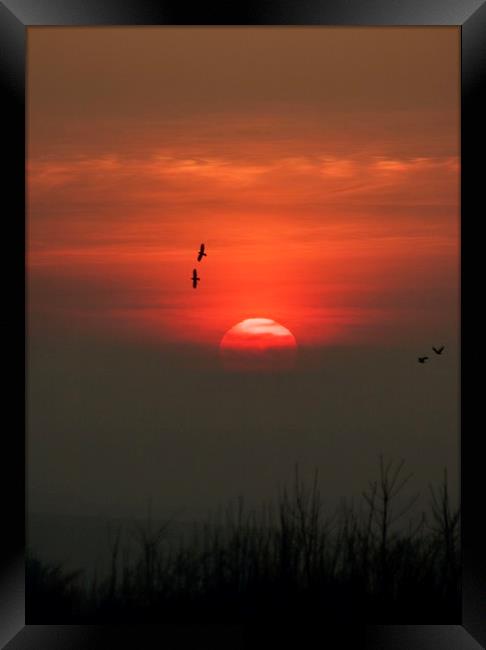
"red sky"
27,27,460,350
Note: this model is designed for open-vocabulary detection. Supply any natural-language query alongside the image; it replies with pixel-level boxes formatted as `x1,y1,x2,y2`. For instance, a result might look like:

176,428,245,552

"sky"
27,27,460,522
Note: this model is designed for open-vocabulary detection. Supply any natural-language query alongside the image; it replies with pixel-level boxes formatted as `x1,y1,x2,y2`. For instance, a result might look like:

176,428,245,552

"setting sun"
219,318,297,371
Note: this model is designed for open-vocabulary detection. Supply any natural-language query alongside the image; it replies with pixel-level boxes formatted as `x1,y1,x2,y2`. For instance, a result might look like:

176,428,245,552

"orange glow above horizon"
27,28,460,351
27,146,459,348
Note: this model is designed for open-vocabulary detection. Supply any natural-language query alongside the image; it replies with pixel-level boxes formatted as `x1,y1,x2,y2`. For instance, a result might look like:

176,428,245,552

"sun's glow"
219,318,297,372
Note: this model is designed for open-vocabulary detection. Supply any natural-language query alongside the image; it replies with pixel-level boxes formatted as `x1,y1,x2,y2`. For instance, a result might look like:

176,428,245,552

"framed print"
1,1,485,648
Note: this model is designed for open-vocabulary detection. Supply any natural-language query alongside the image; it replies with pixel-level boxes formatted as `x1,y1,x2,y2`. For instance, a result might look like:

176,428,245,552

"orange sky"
27,27,460,350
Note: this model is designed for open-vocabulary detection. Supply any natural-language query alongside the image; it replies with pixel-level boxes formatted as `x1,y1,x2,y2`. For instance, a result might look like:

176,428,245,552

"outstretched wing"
200,243,205,253
192,269,197,278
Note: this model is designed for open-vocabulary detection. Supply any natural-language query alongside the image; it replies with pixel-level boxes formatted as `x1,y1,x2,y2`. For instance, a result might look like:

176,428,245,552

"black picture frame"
1,0,485,647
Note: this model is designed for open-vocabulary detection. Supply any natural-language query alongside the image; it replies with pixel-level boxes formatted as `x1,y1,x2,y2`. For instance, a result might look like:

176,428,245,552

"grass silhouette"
26,456,460,623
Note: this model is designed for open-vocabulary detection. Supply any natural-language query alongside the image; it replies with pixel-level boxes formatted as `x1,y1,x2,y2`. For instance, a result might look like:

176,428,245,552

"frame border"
1,0,485,647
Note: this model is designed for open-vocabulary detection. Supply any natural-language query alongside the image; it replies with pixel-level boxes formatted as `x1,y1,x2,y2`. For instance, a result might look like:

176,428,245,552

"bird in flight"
191,269,200,289
432,346,445,355
197,243,207,262
418,356,429,364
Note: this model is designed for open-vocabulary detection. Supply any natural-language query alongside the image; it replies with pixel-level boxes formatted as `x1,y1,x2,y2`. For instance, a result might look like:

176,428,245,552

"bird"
197,243,207,262
418,356,429,364
432,345,445,355
191,269,200,289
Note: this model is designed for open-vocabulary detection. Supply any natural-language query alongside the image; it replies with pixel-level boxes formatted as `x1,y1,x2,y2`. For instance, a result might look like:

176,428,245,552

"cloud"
27,109,459,348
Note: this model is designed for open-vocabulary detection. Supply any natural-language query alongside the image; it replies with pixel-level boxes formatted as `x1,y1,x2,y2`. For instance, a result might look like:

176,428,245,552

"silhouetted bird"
432,346,445,355
197,243,207,262
418,356,429,364
191,269,200,289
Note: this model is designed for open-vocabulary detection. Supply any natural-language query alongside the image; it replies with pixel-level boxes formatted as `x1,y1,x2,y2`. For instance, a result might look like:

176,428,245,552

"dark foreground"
27,458,460,623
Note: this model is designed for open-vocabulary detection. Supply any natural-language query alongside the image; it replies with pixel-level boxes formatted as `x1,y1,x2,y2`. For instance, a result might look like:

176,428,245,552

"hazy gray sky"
28,337,459,519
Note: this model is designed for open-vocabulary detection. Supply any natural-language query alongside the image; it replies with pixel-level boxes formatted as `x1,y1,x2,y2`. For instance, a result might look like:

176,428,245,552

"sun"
219,318,297,372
